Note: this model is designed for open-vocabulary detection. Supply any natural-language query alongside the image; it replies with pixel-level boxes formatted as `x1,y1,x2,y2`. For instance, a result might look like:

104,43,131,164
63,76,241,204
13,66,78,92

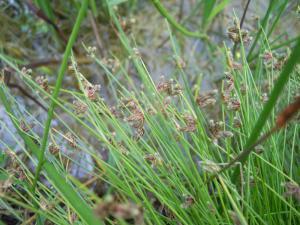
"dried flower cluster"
17,166,26,181
152,77,183,118
208,120,233,144
282,181,300,202
233,116,242,128
231,61,242,70
178,114,197,132
8,161,26,181
254,145,264,154
73,100,88,116
132,47,141,58
122,98,145,140
87,46,97,58
101,58,120,73
19,120,32,133
222,72,234,102
110,105,124,119
156,77,182,97
120,16,136,32
94,196,144,225
196,89,218,108
49,143,60,156
273,53,288,71
109,138,129,156
227,97,241,111
222,72,241,111
144,152,163,168
199,160,221,173
227,19,252,44
21,67,32,78
262,51,274,67
82,80,101,101
262,51,288,70
117,142,129,156
35,75,50,93
65,132,77,148
260,93,269,103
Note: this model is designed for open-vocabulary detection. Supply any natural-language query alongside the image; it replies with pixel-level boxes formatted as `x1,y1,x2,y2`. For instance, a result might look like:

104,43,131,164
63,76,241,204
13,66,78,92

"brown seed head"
276,96,300,128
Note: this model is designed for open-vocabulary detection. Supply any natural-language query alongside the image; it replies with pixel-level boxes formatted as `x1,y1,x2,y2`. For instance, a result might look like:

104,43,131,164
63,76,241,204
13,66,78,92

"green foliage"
0,1,299,224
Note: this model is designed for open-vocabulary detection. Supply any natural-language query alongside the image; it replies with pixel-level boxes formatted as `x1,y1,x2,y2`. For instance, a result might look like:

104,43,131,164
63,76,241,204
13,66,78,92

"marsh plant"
0,0,300,225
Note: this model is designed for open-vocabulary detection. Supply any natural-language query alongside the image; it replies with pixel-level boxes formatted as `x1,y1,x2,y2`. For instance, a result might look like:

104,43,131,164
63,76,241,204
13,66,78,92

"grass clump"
1,1,300,225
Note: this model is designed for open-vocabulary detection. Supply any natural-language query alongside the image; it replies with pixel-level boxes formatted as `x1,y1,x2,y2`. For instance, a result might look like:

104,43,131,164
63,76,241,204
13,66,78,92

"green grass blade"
0,85,102,225
33,0,89,190
247,0,277,60
206,0,230,29
248,35,300,62
36,0,55,21
267,0,288,38
150,0,208,40
202,0,216,28
89,0,97,16
232,37,300,180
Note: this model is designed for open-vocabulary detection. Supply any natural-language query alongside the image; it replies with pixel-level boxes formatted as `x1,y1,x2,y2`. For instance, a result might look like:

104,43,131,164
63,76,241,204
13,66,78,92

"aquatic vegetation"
0,0,300,224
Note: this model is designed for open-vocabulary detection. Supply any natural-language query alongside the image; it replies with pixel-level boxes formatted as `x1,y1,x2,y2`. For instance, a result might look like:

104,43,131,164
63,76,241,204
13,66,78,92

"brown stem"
26,0,79,54
7,83,47,111
23,57,92,69
88,11,105,57
240,0,251,29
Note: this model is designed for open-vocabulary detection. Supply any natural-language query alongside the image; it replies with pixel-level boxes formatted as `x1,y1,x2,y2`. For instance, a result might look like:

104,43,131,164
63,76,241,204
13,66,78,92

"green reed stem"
0,84,102,225
247,0,276,60
32,0,89,191
232,37,300,181
150,0,208,40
